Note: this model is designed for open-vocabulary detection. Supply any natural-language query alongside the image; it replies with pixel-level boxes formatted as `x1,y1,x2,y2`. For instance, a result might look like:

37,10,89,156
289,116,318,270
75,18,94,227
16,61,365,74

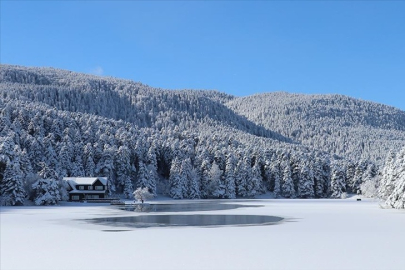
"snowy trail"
1,199,404,270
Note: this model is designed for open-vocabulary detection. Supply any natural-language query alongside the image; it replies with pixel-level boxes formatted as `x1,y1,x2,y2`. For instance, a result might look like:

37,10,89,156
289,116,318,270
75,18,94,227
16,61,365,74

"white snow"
1,198,405,270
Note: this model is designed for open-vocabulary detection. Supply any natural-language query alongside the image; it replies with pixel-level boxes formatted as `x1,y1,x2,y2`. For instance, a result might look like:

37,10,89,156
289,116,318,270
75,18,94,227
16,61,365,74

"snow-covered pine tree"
169,157,185,199
345,162,356,194
208,161,224,198
351,161,367,194
330,163,346,198
312,158,325,198
223,154,237,199
146,144,158,195
298,161,315,198
360,163,379,198
235,157,250,197
384,147,405,209
96,144,115,194
290,157,301,193
27,137,44,172
378,151,397,200
29,162,61,205
136,161,149,189
83,143,95,177
123,175,134,199
32,178,61,205
264,154,282,197
272,164,281,198
187,167,201,199
321,159,332,196
181,158,200,199
43,135,57,167
199,157,211,199
246,163,263,197
1,156,26,205
115,145,131,188
282,162,295,198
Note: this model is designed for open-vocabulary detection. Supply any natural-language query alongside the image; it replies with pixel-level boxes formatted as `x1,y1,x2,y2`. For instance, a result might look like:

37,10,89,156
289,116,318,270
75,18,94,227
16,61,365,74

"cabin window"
78,186,84,190
88,186,93,190
95,186,104,190
72,195,80,201
86,195,99,199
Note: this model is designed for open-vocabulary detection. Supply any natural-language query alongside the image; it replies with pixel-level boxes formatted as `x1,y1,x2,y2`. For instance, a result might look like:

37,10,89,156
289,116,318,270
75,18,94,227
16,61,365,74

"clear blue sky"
1,1,405,110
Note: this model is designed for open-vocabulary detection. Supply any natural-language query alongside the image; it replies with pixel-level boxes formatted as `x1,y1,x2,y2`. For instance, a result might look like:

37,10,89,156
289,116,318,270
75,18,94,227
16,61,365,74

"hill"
226,92,405,163
1,65,404,206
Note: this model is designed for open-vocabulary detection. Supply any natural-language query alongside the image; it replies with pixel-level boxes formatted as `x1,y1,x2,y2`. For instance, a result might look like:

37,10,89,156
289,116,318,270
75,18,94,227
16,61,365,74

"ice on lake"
87,214,283,228
115,201,262,212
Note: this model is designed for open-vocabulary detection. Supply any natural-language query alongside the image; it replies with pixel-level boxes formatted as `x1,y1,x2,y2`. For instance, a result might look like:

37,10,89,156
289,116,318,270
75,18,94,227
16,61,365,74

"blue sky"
1,1,405,110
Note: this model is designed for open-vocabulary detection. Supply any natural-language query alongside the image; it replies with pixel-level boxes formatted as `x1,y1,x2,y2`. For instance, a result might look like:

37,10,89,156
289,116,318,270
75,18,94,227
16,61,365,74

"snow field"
1,199,404,270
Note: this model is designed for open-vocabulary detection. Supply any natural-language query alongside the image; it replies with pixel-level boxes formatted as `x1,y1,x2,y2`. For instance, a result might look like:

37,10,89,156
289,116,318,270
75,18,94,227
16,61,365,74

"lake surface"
84,202,285,229
115,202,262,213
87,214,284,229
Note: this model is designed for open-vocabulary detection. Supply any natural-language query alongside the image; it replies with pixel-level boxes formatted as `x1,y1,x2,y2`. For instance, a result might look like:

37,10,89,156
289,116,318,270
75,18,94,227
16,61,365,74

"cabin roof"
63,177,108,190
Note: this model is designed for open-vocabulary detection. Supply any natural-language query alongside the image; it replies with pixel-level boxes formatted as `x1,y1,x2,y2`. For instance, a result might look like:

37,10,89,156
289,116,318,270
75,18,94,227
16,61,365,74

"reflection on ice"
87,214,283,229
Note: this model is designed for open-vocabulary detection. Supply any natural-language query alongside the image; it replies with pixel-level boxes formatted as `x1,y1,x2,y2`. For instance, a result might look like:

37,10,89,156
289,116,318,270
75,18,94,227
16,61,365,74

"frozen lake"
1,198,405,270
115,201,262,213
105,201,283,228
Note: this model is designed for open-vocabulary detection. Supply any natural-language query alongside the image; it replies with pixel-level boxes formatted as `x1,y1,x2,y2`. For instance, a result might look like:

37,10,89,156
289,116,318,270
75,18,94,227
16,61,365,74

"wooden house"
63,177,108,201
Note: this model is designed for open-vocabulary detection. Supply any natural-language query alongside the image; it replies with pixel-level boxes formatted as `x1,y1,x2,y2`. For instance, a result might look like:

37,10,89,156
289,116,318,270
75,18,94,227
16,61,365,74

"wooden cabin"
63,177,108,201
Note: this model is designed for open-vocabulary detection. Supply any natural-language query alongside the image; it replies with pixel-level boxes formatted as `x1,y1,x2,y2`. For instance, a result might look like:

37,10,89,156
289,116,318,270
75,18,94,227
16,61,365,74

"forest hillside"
226,92,405,164
1,65,404,207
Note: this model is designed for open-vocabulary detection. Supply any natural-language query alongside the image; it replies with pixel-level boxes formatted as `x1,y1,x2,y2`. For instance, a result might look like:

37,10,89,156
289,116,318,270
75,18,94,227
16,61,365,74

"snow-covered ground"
1,198,404,270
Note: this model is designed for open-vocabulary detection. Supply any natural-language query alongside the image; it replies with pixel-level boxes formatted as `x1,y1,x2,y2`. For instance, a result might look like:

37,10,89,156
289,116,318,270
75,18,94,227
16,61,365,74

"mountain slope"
0,65,290,142
1,65,403,205
226,92,405,163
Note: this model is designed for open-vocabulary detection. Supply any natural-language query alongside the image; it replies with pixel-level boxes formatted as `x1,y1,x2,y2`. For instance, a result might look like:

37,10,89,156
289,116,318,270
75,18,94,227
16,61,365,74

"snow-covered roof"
69,190,107,194
63,177,108,189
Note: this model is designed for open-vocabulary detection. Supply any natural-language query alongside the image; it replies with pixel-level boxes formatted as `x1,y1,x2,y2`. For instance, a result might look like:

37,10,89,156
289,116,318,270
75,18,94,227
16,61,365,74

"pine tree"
312,158,325,198
352,161,367,194
298,161,315,198
272,167,281,198
330,163,346,198
137,161,149,189
43,135,60,173
264,155,281,197
123,175,134,199
169,157,184,199
223,154,236,199
235,157,250,197
188,167,201,199
208,161,224,198
96,144,115,193
146,144,158,195
290,158,301,192
115,145,131,188
282,162,295,198
181,158,200,199
199,158,211,199
83,143,95,177
384,147,405,209
1,157,26,205
345,162,356,193
378,151,396,200
246,163,263,197
32,178,61,205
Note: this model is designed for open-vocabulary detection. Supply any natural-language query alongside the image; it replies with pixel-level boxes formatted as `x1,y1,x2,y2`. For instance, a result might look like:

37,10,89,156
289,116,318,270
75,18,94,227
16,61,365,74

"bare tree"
133,187,153,204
